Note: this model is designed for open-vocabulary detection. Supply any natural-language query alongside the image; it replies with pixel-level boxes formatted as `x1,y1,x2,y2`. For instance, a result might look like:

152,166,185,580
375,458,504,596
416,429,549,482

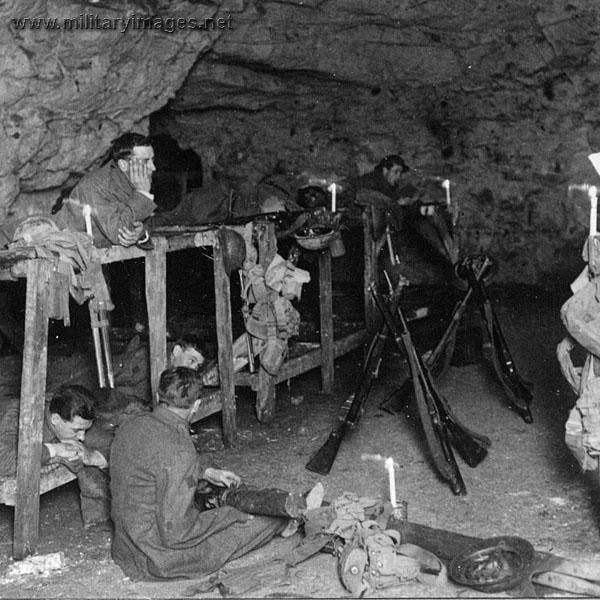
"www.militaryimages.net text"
10,13,234,33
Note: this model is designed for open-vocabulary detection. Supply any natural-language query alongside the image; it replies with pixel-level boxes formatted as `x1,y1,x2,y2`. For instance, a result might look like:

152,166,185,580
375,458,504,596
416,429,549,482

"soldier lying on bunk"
0,385,112,528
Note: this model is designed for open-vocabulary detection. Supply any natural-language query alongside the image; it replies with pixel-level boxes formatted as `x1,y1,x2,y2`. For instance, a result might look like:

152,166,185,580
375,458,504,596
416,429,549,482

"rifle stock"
305,421,349,475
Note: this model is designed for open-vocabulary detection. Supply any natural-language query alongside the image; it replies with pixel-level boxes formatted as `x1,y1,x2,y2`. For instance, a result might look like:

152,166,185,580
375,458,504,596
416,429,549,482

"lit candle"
588,153,600,176
385,456,397,508
589,186,598,236
442,179,451,206
82,204,93,237
328,182,337,212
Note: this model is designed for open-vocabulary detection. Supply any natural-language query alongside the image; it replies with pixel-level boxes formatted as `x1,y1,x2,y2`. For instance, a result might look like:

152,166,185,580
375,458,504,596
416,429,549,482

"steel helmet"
217,226,246,274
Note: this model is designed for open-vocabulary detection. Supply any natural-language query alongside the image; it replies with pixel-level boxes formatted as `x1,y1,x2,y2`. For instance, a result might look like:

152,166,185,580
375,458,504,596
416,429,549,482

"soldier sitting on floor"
110,366,295,581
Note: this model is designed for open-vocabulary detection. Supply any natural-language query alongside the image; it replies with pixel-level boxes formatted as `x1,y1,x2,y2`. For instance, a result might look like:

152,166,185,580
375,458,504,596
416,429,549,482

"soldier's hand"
50,441,81,460
79,447,108,469
203,467,241,488
118,222,145,246
129,157,152,193
51,441,84,471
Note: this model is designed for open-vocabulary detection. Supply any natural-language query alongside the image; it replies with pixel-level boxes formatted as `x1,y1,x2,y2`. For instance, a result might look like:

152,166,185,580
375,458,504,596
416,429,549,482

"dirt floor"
1,282,600,598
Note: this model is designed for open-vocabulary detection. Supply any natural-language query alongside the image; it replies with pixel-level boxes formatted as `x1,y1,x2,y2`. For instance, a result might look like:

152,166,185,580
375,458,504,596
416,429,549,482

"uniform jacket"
54,161,157,248
110,405,283,580
0,399,110,477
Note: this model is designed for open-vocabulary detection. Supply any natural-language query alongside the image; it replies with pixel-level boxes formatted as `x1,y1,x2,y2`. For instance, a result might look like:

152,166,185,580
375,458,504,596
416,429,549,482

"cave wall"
153,0,600,286
3,0,600,285
0,0,240,220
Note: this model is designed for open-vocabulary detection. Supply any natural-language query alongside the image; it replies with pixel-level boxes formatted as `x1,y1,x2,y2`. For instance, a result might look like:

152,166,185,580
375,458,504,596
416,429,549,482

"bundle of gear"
323,493,446,596
559,183,600,471
239,225,311,376
190,486,447,598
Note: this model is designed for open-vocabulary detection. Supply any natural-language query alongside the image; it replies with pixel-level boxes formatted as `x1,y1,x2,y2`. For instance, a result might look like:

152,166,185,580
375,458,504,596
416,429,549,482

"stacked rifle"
306,253,533,495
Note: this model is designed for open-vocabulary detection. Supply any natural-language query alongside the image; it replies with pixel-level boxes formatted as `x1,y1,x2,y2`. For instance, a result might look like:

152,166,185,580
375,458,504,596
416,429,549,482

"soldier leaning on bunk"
349,154,416,240
52,132,157,249
0,385,112,528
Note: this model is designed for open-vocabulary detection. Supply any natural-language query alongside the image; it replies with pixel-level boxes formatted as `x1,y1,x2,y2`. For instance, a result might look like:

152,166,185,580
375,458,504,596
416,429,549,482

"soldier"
109,367,288,580
52,132,157,248
0,385,111,528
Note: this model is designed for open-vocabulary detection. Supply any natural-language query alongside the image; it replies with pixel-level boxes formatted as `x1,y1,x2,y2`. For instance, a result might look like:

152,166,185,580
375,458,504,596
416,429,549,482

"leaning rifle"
386,256,490,416
426,257,490,378
305,277,407,475
370,284,490,495
459,256,534,423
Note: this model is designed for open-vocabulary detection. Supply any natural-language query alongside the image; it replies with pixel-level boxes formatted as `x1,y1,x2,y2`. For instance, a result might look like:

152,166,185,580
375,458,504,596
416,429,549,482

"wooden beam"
145,237,168,405
363,209,377,332
0,465,77,507
13,260,51,559
187,389,223,424
213,233,237,447
319,251,334,393
235,329,368,387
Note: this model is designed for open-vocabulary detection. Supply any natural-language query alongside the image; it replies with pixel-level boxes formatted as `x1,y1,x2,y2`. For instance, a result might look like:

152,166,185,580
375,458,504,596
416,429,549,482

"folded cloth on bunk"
9,218,113,325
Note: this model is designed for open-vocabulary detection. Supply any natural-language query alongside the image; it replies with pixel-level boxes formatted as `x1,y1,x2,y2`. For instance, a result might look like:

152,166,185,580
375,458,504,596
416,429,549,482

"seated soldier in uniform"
0,385,111,528
109,367,291,581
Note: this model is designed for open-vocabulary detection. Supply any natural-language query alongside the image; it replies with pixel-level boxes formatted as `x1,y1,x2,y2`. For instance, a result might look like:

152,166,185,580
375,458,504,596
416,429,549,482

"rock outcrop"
3,0,600,283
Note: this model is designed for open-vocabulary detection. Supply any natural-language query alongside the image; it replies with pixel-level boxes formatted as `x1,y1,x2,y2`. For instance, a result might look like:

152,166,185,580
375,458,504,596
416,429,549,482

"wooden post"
319,250,334,393
13,260,51,559
145,237,168,405
213,233,237,447
255,222,277,423
363,208,377,332
128,259,147,330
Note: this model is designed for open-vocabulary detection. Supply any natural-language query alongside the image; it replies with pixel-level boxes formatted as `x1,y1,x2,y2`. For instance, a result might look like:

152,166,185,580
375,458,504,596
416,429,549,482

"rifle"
426,257,490,378
151,210,307,236
377,275,492,469
305,276,408,475
385,256,490,410
370,284,490,495
459,256,534,423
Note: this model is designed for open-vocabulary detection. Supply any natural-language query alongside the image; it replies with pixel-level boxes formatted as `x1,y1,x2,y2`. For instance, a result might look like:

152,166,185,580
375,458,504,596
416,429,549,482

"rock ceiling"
2,0,600,282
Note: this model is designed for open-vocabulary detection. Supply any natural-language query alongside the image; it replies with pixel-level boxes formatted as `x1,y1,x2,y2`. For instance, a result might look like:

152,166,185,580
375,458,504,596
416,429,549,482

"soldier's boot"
194,481,324,519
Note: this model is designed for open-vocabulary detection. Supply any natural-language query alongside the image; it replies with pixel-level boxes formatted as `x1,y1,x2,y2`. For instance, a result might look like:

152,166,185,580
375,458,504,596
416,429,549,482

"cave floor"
0,285,599,598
